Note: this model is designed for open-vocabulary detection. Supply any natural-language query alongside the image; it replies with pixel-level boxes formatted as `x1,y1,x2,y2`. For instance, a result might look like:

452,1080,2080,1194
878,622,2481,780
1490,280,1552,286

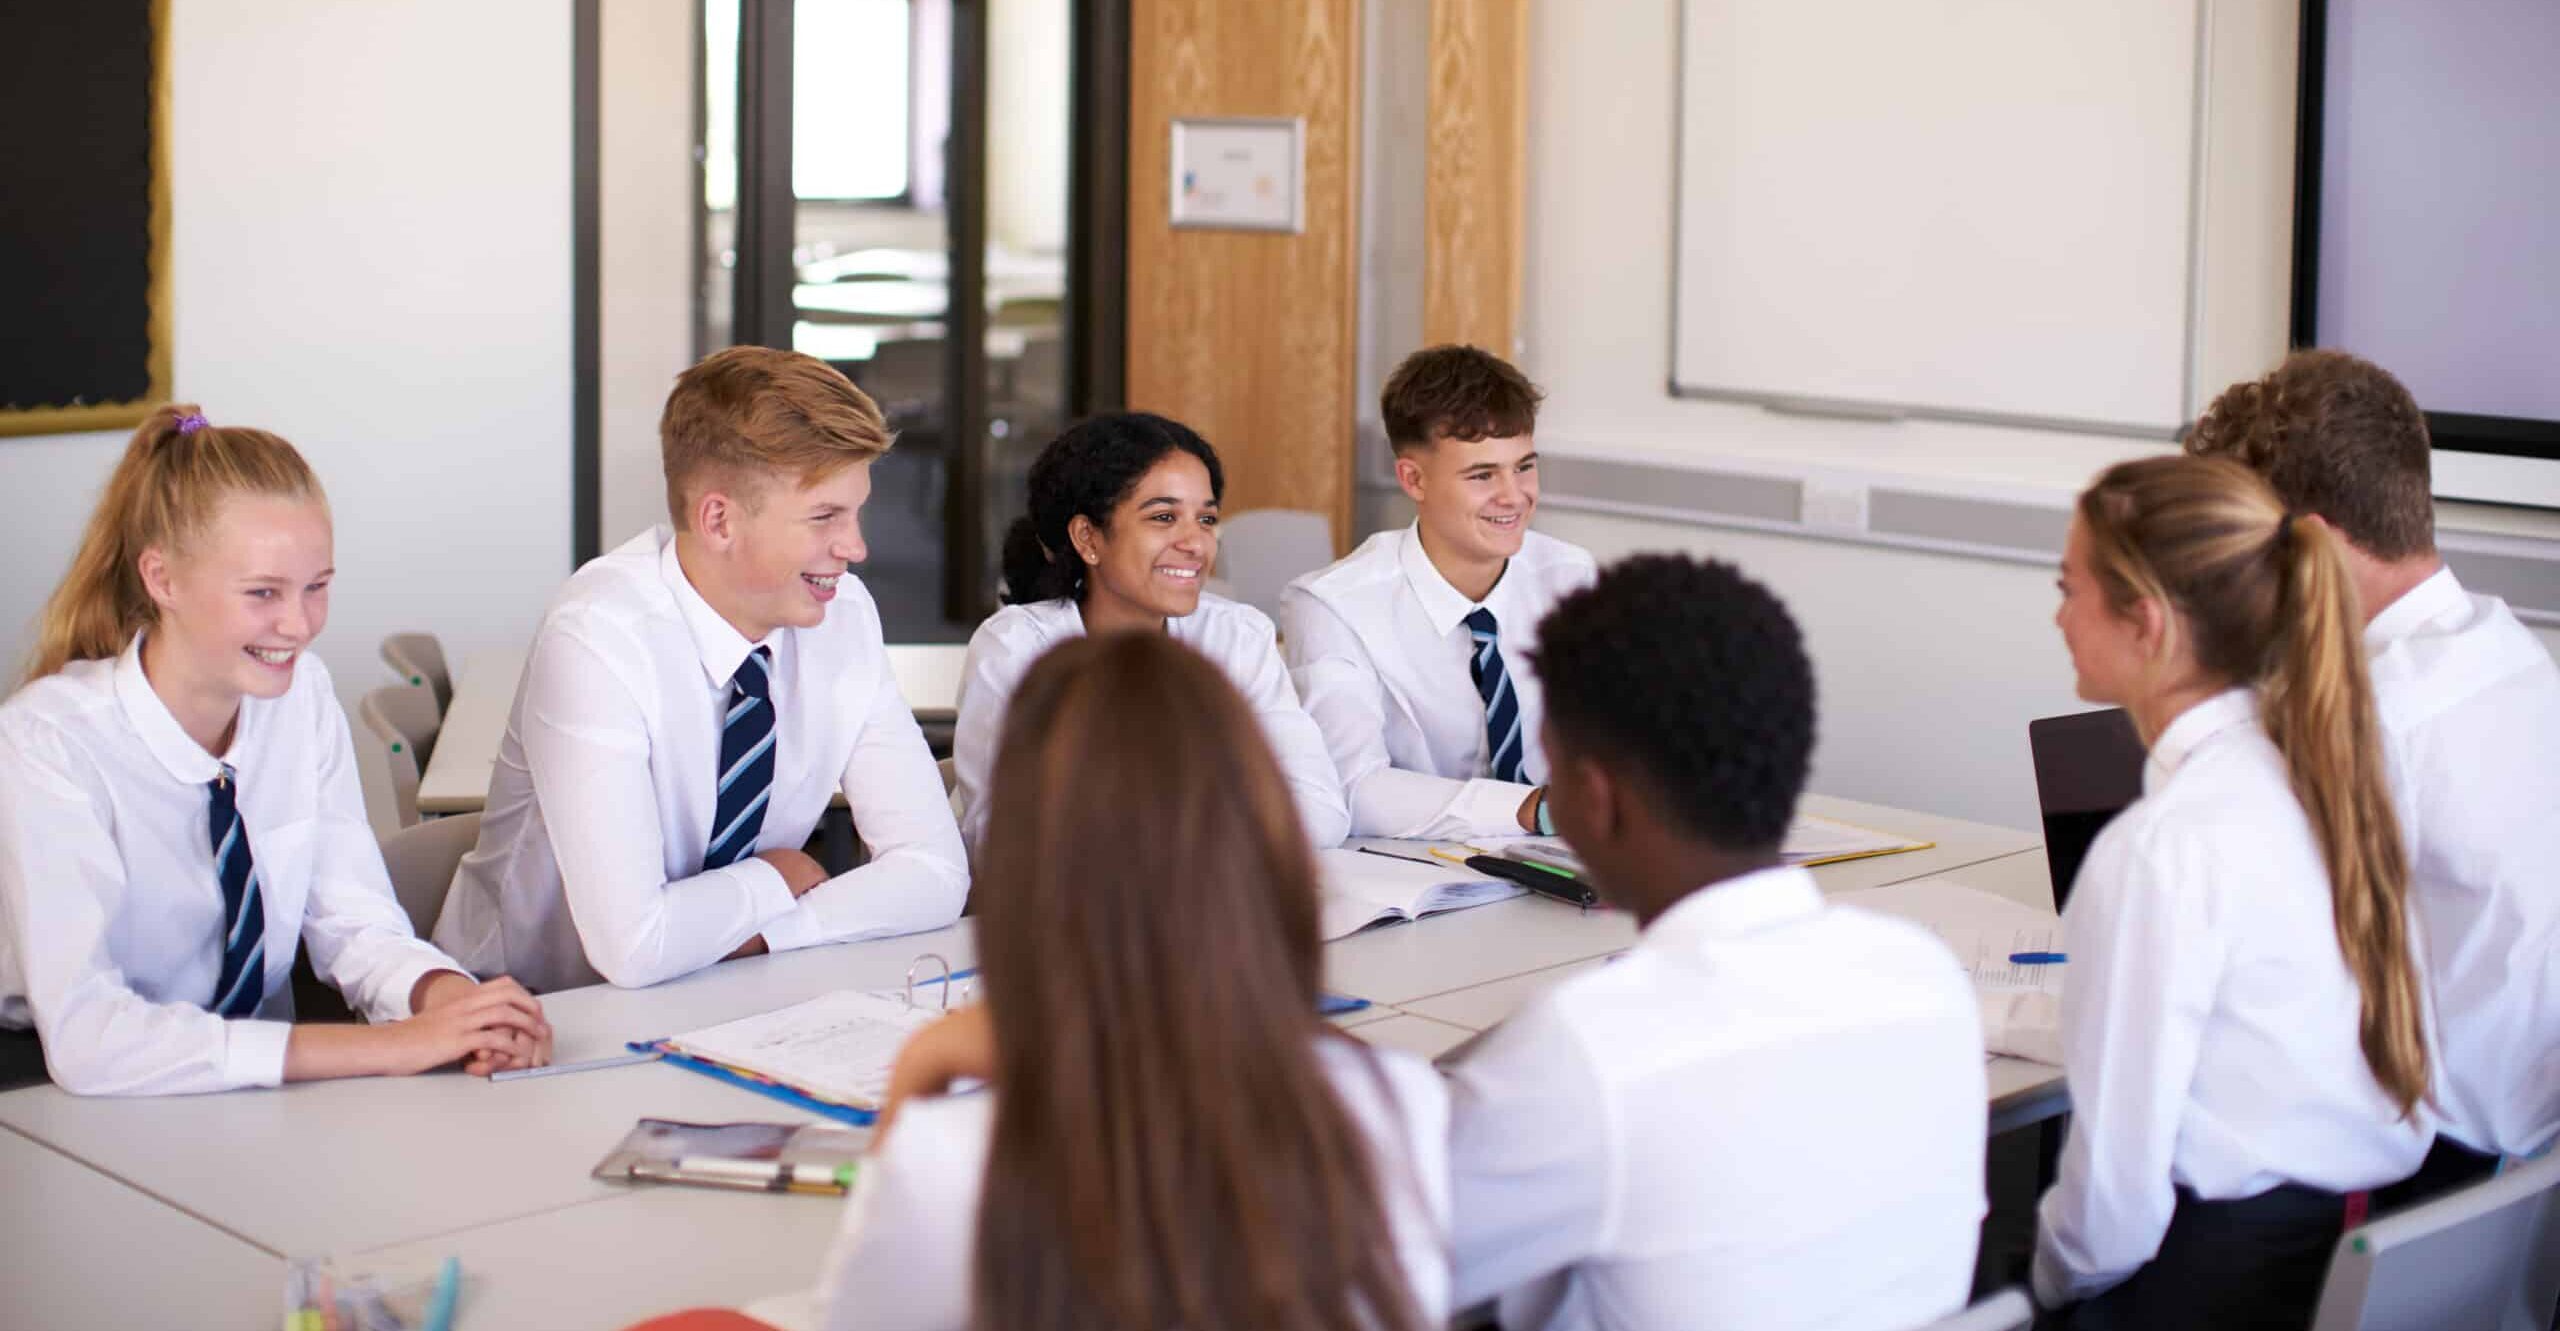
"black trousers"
2055,1183,2354,1331
0,1025,49,1091
2373,1136,2501,1214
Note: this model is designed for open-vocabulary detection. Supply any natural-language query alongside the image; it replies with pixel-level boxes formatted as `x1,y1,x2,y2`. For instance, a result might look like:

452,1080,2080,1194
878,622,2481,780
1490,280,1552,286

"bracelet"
1533,787,1557,837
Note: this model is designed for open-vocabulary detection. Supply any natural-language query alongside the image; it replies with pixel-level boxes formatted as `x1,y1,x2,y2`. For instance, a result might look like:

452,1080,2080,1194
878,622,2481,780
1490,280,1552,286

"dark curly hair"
2183,349,2435,560
999,412,1226,604
1530,554,1814,851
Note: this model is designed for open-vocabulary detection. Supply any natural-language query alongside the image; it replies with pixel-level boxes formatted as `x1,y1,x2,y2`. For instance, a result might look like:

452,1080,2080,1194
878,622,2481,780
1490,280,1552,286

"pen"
2009,952,2068,965
1466,854,1599,909
655,1156,859,1194
1355,845,1439,866
490,1049,662,1082
420,1256,461,1331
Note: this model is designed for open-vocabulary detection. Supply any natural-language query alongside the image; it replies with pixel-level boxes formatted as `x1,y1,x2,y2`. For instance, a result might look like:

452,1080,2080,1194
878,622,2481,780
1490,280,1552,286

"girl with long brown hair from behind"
813,631,1445,1331
2033,454,2432,1330
0,405,550,1094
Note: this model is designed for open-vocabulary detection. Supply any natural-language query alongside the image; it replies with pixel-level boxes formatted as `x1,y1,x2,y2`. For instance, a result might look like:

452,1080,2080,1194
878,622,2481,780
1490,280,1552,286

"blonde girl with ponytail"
2031,454,2433,1331
0,406,553,1096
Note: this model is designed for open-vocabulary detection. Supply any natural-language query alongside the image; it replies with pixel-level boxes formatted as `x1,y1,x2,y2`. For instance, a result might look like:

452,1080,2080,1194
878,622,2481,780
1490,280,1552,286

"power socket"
1799,475,1870,533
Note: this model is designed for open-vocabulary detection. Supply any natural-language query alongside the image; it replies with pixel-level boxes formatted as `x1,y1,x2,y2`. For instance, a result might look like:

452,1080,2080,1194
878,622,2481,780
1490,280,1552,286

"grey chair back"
1212,508,1335,620
2312,1150,2560,1331
379,811,482,939
380,632,451,712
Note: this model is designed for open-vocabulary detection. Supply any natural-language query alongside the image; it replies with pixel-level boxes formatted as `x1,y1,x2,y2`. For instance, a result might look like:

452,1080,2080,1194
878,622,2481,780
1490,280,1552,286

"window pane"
794,0,911,200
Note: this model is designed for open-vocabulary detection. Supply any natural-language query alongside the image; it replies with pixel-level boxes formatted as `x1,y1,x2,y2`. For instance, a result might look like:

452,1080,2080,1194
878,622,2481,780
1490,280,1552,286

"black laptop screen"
2027,708,2148,911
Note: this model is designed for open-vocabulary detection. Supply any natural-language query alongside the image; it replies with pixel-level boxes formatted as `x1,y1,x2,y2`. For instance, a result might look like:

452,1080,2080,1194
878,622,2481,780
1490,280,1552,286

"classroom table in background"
416,643,970,816
0,797,2060,1327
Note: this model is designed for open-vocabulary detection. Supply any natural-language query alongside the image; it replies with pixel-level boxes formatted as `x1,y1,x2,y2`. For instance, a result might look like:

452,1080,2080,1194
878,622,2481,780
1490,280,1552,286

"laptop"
2027,708,2147,911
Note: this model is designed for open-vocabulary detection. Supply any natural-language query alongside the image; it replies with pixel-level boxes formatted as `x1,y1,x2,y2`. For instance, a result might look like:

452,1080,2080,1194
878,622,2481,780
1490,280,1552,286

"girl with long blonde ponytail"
0,406,554,1097
2032,454,2433,1331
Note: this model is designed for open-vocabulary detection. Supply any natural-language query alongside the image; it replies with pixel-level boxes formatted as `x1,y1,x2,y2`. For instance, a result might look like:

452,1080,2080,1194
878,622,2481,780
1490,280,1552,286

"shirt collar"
2361,564,2465,655
2142,686,2258,793
112,632,227,785
1397,522,1507,637
657,530,772,689
1640,864,1827,951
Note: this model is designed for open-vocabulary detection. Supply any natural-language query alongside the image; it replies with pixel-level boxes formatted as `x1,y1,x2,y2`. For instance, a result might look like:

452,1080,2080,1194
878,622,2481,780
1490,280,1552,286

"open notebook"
634,990,941,1123
1318,847,1523,940
1489,814,1930,878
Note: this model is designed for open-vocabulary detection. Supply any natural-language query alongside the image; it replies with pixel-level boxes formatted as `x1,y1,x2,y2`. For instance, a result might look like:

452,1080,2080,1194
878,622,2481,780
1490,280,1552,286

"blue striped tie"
1465,608,1527,784
205,766,266,1018
705,646,777,870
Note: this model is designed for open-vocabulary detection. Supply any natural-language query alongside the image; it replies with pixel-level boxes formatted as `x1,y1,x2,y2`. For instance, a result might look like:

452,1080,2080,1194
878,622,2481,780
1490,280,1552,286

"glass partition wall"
700,0,1078,639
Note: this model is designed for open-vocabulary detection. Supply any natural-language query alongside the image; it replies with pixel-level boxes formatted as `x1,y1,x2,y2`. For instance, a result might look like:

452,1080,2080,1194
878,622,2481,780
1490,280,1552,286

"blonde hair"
2078,454,2428,1116
659,346,893,527
25,405,323,683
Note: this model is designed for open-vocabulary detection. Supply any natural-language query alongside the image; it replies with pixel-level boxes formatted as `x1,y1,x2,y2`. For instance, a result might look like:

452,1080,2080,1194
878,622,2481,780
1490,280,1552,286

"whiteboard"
1671,0,2204,436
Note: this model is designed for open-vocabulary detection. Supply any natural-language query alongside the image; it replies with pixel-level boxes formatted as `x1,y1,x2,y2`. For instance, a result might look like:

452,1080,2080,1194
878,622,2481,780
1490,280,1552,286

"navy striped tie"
705,646,777,870
205,766,266,1018
1465,608,1527,784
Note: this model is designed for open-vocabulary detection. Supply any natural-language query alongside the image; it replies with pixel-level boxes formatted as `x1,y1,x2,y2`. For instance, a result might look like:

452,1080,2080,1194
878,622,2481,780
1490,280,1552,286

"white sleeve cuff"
736,854,801,928
222,1019,295,1089
1454,779,1538,839
757,896,832,953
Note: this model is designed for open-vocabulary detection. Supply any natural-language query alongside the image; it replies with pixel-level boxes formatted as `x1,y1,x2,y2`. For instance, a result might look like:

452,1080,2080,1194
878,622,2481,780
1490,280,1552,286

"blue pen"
421,1255,461,1331
2009,951,2068,965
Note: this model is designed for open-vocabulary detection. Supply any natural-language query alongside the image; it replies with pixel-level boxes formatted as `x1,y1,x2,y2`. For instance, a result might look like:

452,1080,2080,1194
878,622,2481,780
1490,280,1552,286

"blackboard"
0,0,168,436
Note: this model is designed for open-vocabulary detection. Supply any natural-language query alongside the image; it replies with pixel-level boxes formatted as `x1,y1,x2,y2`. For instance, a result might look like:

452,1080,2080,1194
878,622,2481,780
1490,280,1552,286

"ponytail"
1000,515,1083,605
2262,516,2430,1117
2078,455,2428,1117
25,405,323,683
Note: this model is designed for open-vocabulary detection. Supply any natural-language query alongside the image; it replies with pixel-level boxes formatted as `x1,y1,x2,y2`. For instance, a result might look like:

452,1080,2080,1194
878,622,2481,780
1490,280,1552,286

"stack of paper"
1781,814,1934,867
654,989,940,1115
1836,876,2065,1064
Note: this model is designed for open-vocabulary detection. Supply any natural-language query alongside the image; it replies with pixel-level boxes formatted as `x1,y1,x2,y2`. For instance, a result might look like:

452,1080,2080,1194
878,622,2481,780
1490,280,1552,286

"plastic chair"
1212,509,1336,619
380,633,452,712
378,812,482,941
1909,1289,2033,1331
360,684,441,772
355,689,432,828
2310,1150,2560,1330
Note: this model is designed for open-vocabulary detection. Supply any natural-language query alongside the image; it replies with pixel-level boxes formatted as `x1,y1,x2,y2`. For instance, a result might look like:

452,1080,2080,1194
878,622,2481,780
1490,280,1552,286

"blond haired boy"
436,348,966,990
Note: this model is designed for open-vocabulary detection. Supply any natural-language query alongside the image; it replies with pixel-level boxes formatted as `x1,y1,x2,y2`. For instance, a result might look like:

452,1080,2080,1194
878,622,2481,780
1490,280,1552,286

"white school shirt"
2365,566,2560,1157
2032,688,2433,1307
816,1037,1451,1331
949,593,1351,850
0,639,461,1095
434,530,968,992
1447,865,1988,1331
1280,525,1597,839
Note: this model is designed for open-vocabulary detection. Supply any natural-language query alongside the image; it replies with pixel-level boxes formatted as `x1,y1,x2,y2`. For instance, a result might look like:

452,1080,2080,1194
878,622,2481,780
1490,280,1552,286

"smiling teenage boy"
1279,345,1596,839
435,347,967,991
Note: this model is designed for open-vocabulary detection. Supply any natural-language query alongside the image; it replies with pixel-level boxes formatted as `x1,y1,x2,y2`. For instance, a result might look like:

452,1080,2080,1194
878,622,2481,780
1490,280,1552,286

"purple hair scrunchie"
175,411,209,435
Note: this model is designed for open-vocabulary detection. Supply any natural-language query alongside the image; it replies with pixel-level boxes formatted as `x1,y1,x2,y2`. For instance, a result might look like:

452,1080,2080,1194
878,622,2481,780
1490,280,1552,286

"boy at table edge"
1443,553,1988,1331
433,347,967,992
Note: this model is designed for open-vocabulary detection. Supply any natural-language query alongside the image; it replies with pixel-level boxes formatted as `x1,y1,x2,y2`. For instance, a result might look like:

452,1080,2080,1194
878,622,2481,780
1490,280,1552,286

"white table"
418,643,971,815
1,799,2056,1327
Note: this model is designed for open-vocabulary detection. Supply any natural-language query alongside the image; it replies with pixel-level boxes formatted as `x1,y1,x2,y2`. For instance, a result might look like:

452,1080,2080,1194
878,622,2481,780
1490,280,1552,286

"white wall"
1345,0,2560,831
601,0,701,549
0,0,573,707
